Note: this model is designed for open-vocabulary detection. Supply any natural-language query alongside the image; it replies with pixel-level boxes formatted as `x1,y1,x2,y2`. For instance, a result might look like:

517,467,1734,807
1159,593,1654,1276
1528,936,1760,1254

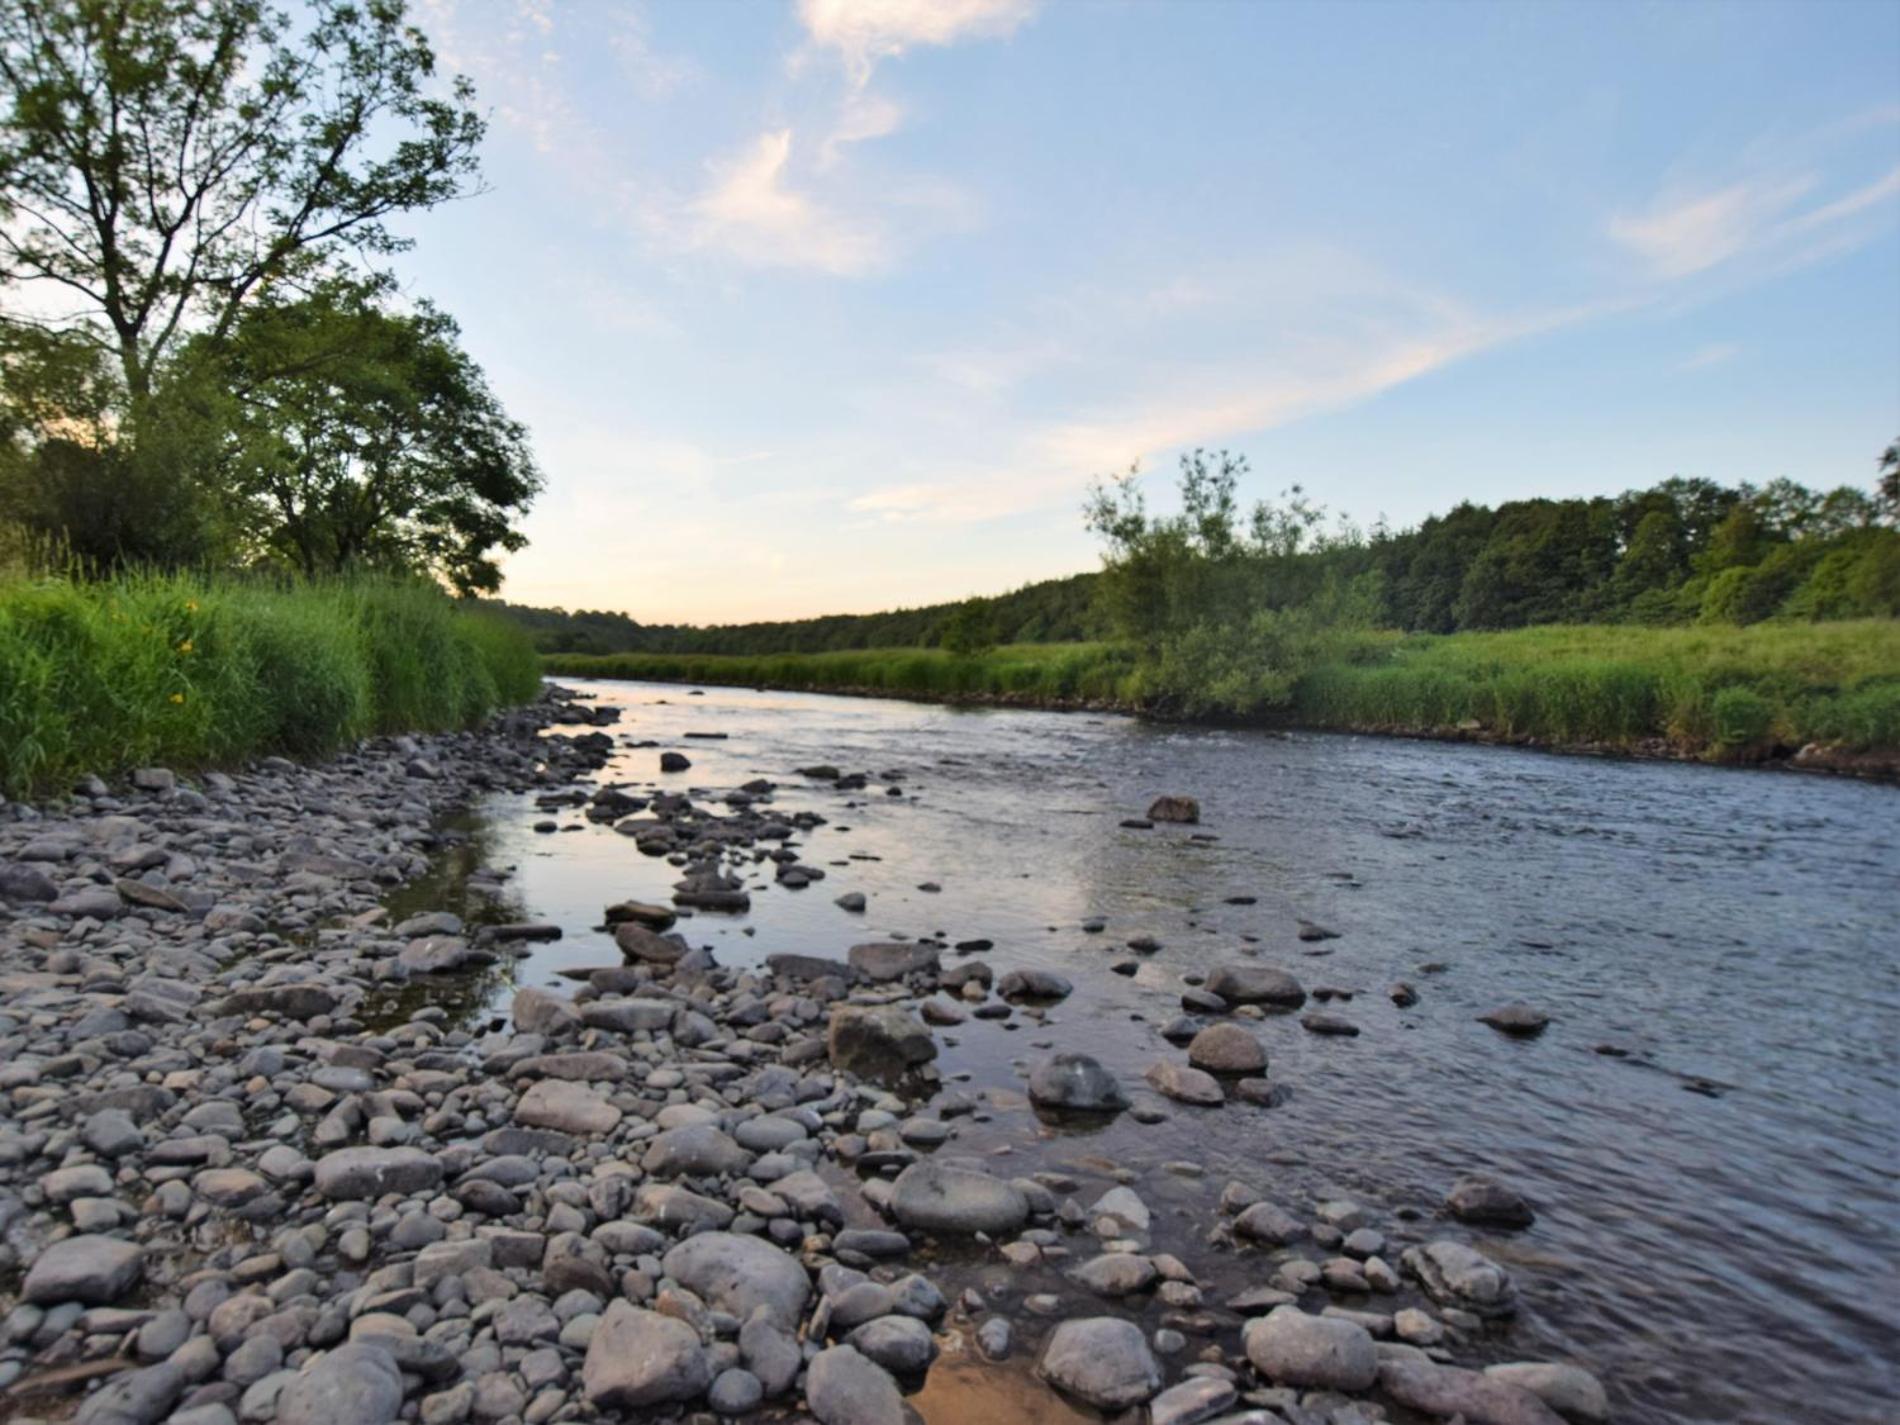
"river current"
416,679,1899,1424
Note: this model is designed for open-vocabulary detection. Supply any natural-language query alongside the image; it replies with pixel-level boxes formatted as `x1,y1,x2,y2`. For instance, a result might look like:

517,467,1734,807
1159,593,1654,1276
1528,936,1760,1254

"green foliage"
0,573,538,798
543,620,1900,758
940,597,1000,657
1709,687,1774,748
177,281,541,593
481,573,1104,657
0,0,484,398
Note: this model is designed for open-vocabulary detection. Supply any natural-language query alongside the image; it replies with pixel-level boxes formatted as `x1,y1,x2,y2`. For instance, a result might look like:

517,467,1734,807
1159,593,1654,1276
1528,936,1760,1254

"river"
413,679,1900,1425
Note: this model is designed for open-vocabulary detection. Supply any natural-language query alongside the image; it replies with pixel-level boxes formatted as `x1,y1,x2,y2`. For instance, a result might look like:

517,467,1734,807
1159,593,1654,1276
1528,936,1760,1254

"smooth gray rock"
276,1343,404,1425
1145,1060,1223,1106
1403,1240,1519,1318
313,1147,443,1201
1446,1173,1536,1228
581,1302,710,1409
848,942,939,981
1037,1316,1161,1410
1485,1363,1610,1423
1027,1053,1127,1113
662,1233,811,1327
1380,1359,1568,1425
74,1361,186,1425
847,1314,937,1375
641,1123,753,1177
1242,1305,1377,1391
826,1005,936,1079
805,1345,907,1425
890,1160,1029,1235
23,1235,144,1304
1188,1023,1267,1073
1205,964,1306,1007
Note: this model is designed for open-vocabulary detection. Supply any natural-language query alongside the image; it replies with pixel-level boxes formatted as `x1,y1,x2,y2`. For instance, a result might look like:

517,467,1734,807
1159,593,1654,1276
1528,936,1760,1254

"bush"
1708,687,1775,748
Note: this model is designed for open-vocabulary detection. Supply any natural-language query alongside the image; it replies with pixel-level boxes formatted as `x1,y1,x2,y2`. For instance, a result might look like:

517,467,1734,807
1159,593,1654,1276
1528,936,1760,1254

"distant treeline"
483,573,1101,655
493,462,1898,656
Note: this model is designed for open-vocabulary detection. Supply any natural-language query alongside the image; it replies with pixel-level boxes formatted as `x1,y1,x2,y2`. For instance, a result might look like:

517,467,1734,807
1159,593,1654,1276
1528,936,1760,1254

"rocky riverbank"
1,688,1608,1425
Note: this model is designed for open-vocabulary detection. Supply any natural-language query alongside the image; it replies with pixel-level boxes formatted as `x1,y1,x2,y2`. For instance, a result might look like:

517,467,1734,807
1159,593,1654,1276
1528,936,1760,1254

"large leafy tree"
0,0,483,402
182,282,539,593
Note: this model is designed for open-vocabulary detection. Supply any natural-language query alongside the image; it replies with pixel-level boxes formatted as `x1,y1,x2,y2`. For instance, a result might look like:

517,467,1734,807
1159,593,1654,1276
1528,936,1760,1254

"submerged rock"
1028,1053,1128,1113
1446,1173,1536,1228
1403,1239,1519,1318
1146,795,1200,824
1205,964,1306,1007
1479,1002,1551,1036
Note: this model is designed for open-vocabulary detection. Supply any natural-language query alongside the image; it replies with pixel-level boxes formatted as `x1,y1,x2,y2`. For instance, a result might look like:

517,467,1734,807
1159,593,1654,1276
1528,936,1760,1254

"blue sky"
398,0,1900,622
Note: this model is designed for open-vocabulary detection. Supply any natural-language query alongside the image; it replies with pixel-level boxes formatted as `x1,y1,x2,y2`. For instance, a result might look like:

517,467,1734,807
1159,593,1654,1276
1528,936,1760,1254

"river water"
425,679,1899,1425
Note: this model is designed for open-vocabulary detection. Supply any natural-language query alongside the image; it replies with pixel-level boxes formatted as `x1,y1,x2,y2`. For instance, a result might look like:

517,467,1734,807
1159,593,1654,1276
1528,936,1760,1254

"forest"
502,451,1900,657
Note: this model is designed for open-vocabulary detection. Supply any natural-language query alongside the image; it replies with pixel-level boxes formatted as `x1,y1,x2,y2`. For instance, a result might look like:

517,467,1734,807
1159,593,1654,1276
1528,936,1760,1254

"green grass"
544,642,1140,704
546,620,1900,758
0,573,541,798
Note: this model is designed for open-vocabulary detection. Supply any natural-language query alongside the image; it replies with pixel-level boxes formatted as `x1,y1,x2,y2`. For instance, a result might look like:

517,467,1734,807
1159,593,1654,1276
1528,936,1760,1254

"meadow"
0,573,541,799
545,620,1900,762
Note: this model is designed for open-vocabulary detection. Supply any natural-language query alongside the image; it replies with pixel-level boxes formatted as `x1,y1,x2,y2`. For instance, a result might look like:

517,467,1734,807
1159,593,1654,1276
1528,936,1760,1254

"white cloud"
797,0,1036,87
608,10,699,100
821,91,906,168
687,129,887,275
1607,176,1814,279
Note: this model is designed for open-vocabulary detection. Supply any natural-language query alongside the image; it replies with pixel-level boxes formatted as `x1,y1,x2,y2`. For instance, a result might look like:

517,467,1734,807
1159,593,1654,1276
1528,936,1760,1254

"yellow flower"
185,600,199,612
169,692,184,705
177,639,193,654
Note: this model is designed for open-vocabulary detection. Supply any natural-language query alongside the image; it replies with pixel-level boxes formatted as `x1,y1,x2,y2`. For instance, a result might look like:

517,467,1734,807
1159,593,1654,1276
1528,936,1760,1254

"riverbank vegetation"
0,574,538,798
0,2,546,798
545,619,1900,761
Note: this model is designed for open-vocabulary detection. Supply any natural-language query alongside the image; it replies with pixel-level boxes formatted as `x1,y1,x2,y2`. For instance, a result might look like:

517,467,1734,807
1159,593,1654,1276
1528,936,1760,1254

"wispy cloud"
686,129,887,275
796,0,1037,88
1607,176,1816,279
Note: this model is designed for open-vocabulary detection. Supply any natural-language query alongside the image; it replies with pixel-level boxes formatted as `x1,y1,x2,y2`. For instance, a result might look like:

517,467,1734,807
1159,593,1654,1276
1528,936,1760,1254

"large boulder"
1027,1053,1127,1113
890,1160,1029,1236
22,1235,144,1305
1205,965,1306,1007
314,1147,443,1201
1242,1306,1377,1391
582,1302,710,1409
827,1005,935,1080
1038,1317,1161,1410
276,1343,404,1425
661,1233,812,1327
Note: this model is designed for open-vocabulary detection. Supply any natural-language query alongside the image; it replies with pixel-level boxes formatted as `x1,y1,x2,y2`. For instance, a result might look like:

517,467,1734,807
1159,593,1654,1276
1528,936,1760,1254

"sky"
393,0,1900,624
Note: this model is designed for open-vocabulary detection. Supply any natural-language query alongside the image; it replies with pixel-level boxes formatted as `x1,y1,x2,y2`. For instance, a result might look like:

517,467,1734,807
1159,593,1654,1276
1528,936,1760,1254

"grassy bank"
545,620,1900,762
0,574,541,798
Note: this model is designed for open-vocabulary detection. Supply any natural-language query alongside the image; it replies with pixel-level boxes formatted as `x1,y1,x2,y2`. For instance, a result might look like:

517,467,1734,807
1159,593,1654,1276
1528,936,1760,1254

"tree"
0,0,483,403
183,282,539,593
940,597,999,657
1880,439,1899,522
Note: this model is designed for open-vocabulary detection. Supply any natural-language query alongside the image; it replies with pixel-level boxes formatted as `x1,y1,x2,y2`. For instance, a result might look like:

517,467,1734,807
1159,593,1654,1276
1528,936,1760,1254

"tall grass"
546,621,1900,759
544,643,1139,705
0,573,541,798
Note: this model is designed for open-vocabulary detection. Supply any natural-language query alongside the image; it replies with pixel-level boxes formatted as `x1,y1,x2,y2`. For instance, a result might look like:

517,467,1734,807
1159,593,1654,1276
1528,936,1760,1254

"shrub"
1709,687,1774,748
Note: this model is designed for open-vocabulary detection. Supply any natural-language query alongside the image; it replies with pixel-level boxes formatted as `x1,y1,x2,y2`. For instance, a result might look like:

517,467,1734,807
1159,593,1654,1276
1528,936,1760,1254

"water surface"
441,680,1900,1425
